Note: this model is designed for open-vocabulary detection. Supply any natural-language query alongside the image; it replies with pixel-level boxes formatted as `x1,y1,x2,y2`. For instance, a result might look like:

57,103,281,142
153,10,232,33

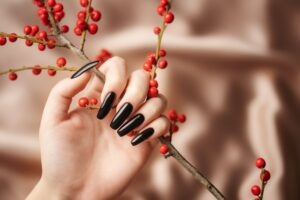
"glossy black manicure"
97,92,116,120
117,114,145,136
71,60,99,79
131,128,154,146
110,103,133,130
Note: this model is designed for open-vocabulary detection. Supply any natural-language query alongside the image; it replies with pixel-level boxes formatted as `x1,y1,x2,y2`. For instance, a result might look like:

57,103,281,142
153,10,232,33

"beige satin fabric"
0,0,299,199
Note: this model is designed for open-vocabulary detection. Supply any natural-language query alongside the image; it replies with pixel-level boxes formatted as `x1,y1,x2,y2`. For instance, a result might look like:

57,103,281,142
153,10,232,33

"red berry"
90,98,98,105
149,79,158,88
260,170,271,181
32,65,42,75
251,185,261,196
31,25,39,36
61,25,69,33
47,39,56,49
47,69,56,76
47,0,56,7
168,109,177,120
39,12,48,20
147,53,156,60
143,61,153,72
158,59,168,69
91,10,101,22
0,36,7,45
157,5,166,16
76,19,87,30
8,33,17,42
153,27,161,35
74,27,82,36
164,12,175,23
37,31,47,40
159,49,166,57
25,39,33,46
37,7,48,16
38,43,46,51
160,144,169,154
23,25,32,35
78,97,89,107
256,158,266,169
160,0,168,6
54,11,65,21
53,3,63,12
56,57,66,67
35,1,44,7
171,124,179,133
77,10,86,20
127,131,136,137
88,23,98,34
8,72,17,81
80,0,89,7
178,114,186,123
148,87,158,97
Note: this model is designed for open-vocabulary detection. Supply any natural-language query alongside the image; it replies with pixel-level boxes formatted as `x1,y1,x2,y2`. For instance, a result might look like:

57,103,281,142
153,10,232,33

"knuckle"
132,69,150,81
158,116,170,132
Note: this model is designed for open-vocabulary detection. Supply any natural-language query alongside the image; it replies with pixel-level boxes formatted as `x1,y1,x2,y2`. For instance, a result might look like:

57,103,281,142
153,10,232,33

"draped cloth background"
0,0,299,199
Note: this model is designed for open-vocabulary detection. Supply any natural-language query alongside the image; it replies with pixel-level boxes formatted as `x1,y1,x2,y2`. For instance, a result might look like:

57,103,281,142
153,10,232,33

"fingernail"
131,128,154,146
117,114,145,137
97,92,116,119
71,60,99,79
110,103,133,130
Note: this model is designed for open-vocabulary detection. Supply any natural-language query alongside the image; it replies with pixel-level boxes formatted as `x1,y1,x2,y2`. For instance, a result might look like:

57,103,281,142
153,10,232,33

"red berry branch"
251,158,271,200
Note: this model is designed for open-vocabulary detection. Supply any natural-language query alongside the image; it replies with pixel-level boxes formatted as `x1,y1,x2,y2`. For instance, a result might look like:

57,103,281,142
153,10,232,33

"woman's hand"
27,57,169,200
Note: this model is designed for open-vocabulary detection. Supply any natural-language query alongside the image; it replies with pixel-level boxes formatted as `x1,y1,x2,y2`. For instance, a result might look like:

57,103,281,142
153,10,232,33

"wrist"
26,179,76,200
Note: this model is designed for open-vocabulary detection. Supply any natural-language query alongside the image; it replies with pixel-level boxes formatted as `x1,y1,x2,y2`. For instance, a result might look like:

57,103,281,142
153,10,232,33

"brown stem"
80,0,93,51
0,32,67,48
0,66,78,76
152,1,225,199
159,137,225,199
259,169,267,200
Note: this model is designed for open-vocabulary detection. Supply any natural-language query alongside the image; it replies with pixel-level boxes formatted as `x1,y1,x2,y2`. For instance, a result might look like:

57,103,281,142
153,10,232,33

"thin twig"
0,32,67,48
159,137,225,199
0,66,78,76
80,0,93,52
259,169,267,200
152,1,225,199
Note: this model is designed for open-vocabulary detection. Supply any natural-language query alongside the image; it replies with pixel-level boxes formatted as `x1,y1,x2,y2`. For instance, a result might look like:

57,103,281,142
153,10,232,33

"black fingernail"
117,114,145,137
97,92,116,119
71,60,100,79
131,128,154,146
110,103,133,130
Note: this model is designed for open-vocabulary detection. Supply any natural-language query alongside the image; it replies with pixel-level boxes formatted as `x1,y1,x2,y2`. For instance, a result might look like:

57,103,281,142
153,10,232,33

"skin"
26,57,169,200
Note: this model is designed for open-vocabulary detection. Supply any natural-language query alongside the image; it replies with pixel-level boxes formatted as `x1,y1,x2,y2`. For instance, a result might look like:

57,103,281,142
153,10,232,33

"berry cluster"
251,157,271,200
7,57,67,80
143,0,175,99
78,97,98,107
74,0,101,36
34,0,67,26
159,109,186,155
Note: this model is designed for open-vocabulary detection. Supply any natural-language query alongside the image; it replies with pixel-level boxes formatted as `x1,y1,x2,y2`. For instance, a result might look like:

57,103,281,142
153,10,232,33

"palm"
40,107,154,199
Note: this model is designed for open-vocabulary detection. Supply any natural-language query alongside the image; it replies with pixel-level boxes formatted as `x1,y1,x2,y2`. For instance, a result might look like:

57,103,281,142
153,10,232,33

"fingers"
131,116,170,146
110,70,150,129
117,94,167,137
42,72,92,126
95,57,128,119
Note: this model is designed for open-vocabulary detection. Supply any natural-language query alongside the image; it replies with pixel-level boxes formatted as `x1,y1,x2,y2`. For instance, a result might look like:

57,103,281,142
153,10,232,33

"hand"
27,57,169,200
